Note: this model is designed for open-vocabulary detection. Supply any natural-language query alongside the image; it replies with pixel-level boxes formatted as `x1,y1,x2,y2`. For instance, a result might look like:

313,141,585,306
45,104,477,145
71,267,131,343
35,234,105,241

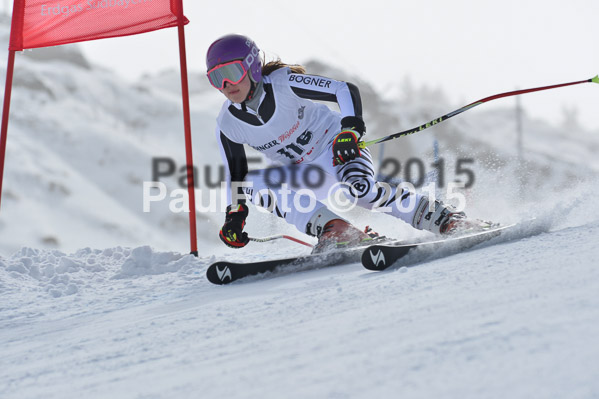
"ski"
361,222,524,271
206,244,373,285
208,219,547,283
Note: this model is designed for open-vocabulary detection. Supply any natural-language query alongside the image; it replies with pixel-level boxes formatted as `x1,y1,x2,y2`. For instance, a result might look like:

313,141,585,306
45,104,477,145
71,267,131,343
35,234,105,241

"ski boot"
439,212,496,235
312,219,375,254
306,208,378,253
413,198,497,236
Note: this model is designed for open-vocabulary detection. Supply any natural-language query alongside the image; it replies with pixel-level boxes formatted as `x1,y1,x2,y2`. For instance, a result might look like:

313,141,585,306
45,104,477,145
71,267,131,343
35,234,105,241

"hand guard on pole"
332,116,366,166
219,203,250,248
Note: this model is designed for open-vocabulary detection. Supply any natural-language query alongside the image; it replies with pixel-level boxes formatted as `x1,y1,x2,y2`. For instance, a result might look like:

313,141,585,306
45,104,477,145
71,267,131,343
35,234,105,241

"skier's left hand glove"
219,204,250,248
332,116,366,166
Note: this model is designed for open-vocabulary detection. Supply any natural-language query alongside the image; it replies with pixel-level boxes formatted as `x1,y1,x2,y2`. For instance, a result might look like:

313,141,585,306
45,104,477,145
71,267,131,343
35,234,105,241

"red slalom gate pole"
176,8,198,256
0,50,16,212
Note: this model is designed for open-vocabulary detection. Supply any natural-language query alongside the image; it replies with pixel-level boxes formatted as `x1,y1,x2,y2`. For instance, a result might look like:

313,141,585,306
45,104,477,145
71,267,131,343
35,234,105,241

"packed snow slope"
1,199,599,398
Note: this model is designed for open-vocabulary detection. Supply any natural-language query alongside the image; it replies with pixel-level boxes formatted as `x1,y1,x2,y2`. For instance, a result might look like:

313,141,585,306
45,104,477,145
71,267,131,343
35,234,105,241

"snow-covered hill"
1,14,598,255
0,16,226,255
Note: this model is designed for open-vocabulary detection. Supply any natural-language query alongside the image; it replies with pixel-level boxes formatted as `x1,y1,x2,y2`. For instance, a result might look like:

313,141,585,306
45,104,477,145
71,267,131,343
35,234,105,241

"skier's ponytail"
262,58,306,76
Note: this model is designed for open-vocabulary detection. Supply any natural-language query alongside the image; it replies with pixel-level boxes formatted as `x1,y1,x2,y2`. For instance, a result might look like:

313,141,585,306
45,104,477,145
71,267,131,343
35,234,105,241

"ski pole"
249,235,314,248
358,75,599,149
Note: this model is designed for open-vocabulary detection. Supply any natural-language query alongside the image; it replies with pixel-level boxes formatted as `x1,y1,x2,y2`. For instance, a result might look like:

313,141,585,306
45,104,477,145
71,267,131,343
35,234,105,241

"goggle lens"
207,60,247,89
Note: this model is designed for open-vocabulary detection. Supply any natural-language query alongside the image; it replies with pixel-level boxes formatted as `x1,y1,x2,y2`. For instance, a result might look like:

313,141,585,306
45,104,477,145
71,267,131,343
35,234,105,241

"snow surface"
2,206,599,398
1,16,599,399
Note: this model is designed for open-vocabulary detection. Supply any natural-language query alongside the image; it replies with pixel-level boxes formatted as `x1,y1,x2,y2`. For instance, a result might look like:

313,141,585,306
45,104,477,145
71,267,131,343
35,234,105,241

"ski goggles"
207,60,248,90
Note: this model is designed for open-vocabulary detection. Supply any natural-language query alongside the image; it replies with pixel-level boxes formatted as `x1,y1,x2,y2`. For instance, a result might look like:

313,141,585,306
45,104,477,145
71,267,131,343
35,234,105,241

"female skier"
207,34,470,252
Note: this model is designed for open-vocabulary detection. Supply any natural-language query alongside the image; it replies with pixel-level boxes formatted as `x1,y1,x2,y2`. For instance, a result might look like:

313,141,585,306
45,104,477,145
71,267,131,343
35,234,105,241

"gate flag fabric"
9,0,189,50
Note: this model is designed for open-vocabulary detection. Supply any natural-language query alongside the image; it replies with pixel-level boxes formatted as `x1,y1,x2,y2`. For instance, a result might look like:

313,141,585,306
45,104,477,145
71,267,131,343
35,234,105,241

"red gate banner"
9,0,188,51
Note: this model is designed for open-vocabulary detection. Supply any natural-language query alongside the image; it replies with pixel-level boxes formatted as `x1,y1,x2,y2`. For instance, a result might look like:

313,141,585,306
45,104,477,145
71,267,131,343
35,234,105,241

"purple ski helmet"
206,34,262,84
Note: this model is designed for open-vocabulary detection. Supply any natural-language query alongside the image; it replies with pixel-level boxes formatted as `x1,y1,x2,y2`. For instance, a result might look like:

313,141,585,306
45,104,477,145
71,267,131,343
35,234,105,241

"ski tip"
592,75,599,84
206,263,233,285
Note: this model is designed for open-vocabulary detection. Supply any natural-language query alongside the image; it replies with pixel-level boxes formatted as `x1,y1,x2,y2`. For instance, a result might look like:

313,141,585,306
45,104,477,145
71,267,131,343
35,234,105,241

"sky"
4,0,599,131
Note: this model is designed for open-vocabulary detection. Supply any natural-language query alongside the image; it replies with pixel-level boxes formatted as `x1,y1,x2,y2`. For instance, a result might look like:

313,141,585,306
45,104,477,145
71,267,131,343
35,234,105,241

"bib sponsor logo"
289,75,332,89
252,139,278,152
279,121,300,143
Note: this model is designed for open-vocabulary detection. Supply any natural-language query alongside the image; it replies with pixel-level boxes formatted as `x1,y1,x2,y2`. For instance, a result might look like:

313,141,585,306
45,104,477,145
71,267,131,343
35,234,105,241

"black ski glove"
219,203,250,248
332,116,366,166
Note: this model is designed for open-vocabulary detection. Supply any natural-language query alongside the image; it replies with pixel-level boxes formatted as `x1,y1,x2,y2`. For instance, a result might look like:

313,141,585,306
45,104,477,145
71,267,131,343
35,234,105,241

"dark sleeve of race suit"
216,127,248,206
287,73,363,122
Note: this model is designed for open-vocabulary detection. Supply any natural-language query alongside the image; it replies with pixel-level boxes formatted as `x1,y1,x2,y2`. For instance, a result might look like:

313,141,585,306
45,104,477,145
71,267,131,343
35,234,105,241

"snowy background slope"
1,10,599,399
0,13,598,255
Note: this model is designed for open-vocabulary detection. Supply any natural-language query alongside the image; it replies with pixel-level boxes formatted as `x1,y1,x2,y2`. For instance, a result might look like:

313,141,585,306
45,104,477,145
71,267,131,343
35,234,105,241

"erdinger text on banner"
9,0,188,50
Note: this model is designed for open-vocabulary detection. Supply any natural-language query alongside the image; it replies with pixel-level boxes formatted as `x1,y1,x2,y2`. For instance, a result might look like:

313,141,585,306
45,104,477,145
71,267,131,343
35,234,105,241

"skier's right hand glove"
332,116,366,166
332,129,362,166
219,203,250,248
